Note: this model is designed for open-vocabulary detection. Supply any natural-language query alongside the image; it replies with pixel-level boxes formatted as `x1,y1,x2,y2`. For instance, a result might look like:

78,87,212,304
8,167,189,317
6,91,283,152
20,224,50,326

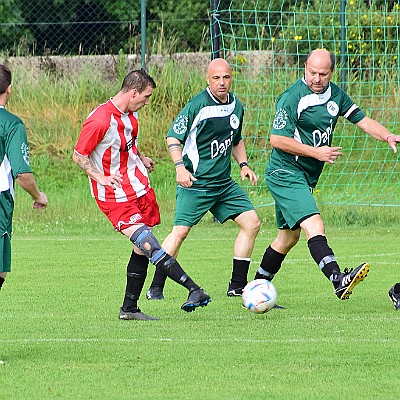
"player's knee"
129,225,166,265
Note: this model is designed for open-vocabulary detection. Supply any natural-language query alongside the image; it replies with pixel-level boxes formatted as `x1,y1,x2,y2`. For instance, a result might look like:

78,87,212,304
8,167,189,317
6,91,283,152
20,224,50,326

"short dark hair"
0,64,12,94
305,50,336,71
120,69,156,93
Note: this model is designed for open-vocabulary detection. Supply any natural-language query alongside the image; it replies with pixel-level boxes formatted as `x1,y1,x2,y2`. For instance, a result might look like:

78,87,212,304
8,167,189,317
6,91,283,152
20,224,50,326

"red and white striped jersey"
74,99,151,202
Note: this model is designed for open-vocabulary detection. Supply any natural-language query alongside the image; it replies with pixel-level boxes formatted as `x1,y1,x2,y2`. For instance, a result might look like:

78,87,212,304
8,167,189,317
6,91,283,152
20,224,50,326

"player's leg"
388,283,400,310
227,210,260,296
0,233,11,290
255,228,300,281
211,182,260,296
119,249,156,320
146,185,210,301
0,273,6,290
127,224,210,312
301,214,369,300
146,225,191,300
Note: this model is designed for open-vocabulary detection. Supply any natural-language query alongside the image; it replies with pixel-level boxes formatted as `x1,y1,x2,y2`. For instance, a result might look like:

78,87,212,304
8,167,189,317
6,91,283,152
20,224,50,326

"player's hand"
103,173,123,190
240,166,258,186
33,192,48,209
315,146,342,164
386,134,400,154
141,156,155,172
176,167,197,188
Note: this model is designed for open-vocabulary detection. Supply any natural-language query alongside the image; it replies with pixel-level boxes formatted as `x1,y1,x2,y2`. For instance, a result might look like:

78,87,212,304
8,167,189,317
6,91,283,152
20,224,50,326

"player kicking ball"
73,69,210,320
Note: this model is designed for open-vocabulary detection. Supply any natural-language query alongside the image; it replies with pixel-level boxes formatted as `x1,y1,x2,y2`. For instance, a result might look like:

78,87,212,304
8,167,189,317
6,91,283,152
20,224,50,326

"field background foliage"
0,64,400,399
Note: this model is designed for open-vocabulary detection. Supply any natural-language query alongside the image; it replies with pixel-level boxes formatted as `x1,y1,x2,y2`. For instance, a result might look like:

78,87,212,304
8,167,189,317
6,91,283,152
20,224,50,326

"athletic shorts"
266,170,319,230
96,188,161,231
174,180,255,227
0,233,11,273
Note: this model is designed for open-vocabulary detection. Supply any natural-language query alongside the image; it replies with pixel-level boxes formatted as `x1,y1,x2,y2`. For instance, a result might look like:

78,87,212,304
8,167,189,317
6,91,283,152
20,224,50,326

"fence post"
340,0,347,90
141,0,146,69
211,0,221,60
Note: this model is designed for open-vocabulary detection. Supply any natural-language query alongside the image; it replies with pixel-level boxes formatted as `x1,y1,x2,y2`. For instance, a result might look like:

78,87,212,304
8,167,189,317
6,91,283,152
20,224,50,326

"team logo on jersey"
21,143,30,166
273,108,288,130
172,115,188,135
327,101,339,116
230,114,240,129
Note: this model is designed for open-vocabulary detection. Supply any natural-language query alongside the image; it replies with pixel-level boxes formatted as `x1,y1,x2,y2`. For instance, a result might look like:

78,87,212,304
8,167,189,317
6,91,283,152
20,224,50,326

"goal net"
210,0,400,207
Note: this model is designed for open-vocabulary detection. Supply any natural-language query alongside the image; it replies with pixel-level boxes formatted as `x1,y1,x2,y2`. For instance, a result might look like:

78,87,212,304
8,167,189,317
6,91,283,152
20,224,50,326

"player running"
254,49,400,300
146,58,261,300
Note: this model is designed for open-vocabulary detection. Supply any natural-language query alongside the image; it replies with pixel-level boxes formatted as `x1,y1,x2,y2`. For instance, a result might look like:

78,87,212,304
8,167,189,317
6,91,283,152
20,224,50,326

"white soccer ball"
242,279,277,314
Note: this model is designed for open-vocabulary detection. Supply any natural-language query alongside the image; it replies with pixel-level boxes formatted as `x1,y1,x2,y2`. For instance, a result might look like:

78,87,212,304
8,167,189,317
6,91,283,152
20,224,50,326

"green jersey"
267,78,366,187
0,106,32,235
167,88,244,188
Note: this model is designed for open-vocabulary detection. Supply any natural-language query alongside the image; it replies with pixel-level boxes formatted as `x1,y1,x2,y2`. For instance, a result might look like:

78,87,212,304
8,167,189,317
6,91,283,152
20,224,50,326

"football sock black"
121,251,149,312
255,246,286,280
229,257,250,289
149,267,168,289
394,283,400,293
307,235,340,282
0,277,4,290
156,254,199,292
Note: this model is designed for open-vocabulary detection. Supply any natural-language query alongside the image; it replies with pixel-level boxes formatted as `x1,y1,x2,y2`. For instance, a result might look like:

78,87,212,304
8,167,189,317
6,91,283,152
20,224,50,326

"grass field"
1,218,399,399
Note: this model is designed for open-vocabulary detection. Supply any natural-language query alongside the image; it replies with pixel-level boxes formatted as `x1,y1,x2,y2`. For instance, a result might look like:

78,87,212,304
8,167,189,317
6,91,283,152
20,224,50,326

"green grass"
1,221,399,399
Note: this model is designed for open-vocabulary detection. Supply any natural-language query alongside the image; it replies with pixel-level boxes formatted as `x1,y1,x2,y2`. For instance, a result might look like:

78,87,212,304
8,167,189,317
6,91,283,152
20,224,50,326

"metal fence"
0,1,210,57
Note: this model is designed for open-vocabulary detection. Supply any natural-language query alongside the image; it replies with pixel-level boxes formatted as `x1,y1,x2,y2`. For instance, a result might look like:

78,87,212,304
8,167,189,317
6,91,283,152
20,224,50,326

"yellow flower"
294,35,302,41
271,37,275,43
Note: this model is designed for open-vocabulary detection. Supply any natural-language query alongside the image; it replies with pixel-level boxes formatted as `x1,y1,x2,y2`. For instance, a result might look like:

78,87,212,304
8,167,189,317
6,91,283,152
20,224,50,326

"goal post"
210,0,400,207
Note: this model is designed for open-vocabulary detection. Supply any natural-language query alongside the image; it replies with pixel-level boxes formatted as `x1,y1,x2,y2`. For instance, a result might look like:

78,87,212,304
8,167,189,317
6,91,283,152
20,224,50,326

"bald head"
206,58,232,102
304,49,335,94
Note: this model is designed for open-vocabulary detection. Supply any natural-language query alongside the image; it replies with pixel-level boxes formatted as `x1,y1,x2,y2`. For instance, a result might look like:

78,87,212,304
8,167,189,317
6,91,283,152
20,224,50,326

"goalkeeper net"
210,0,400,207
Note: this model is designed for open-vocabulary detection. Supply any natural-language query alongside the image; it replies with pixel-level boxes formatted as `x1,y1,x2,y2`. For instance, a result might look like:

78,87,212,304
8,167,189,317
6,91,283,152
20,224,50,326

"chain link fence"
0,1,211,56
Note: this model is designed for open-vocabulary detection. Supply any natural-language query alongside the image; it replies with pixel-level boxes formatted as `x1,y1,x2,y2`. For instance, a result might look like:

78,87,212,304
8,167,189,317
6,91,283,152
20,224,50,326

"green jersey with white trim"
267,78,366,188
167,87,244,188
0,106,32,235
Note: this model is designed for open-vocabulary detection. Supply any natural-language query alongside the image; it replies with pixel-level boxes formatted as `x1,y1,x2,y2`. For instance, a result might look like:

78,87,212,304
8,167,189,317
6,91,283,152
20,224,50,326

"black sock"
156,254,199,292
307,235,340,283
149,267,168,289
394,283,400,293
255,246,286,280
121,251,149,312
0,277,4,290
230,258,250,289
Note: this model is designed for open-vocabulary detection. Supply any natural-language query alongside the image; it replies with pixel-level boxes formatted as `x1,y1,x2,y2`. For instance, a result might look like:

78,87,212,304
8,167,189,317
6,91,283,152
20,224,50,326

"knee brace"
129,226,166,265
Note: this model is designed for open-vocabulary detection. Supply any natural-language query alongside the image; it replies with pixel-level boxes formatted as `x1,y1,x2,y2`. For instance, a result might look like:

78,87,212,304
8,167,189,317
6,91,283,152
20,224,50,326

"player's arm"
16,172,48,209
356,116,400,153
232,139,257,185
166,137,197,187
72,151,123,188
270,134,342,165
137,150,155,173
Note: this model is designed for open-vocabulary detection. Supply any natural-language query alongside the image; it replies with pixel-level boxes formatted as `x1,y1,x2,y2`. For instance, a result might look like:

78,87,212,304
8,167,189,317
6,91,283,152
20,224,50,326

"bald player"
254,49,400,301
146,58,261,300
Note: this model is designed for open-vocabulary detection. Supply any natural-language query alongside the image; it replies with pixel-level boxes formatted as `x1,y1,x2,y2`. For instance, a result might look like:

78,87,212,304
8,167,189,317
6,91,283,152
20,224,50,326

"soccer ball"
242,279,277,314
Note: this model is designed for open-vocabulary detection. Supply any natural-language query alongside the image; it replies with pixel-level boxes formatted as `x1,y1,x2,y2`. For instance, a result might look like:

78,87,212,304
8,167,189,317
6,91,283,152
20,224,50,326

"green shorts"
266,170,319,230
174,180,255,226
0,233,11,273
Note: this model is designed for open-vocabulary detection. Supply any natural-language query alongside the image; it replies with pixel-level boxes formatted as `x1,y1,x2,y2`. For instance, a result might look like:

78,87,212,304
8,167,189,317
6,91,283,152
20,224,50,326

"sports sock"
229,257,250,289
393,283,400,293
255,246,286,280
0,277,4,290
156,254,199,292
307,235,340,284
121,251,149,312
149,267,168,289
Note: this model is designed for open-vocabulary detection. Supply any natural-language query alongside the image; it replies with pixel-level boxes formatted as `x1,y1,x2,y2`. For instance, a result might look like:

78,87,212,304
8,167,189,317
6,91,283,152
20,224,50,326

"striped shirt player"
254,49,400,302
146,58,261,301
73,69,211,320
